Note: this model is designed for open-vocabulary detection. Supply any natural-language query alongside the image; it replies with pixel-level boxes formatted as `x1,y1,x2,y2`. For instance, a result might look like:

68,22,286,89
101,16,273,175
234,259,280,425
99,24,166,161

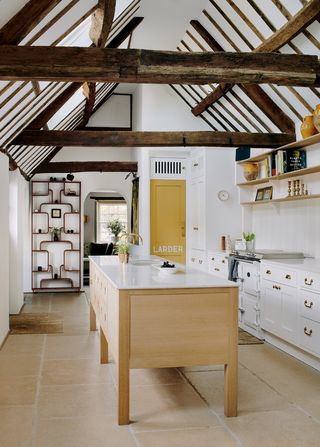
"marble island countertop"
90,255,238,290
261,257,320,274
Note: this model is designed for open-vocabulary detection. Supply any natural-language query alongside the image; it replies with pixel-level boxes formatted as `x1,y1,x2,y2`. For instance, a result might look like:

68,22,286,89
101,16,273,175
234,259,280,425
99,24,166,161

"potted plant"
243,232,255,252
106,218,125,243
117,232,143,263
49,226,60,241
117,242,130,263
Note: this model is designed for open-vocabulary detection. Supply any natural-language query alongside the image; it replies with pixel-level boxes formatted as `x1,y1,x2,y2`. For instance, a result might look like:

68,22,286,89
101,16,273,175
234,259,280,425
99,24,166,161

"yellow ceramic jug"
313,105,320,133
300,115,317,139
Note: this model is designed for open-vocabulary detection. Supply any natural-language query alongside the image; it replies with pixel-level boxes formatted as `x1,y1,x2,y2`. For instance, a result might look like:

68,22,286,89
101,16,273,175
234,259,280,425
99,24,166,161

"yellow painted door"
150,180,186,264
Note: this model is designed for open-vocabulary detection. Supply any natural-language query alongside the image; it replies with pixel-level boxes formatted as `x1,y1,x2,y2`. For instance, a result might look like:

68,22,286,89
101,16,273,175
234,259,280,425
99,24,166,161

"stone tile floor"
0,290,319,446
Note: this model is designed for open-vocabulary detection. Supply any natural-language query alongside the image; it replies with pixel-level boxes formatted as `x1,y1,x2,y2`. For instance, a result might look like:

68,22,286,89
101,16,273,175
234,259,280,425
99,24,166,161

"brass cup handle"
305,278,313,286
285,274,291,280
266,270,271,275
214,268,220,272
193,227,199,231
304,327,313,336
193,163,199,167
304,300,313,309
199,260,203,264
273,285,281,290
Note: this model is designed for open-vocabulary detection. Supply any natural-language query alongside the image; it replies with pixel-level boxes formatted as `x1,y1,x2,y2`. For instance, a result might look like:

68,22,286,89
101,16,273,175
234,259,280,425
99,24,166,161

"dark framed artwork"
255,188,265,201
263,186,273,201
51,208,61,218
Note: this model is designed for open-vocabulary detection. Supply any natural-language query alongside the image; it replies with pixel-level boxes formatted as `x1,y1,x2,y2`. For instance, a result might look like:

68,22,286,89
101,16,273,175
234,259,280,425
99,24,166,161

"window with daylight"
96,200,128,243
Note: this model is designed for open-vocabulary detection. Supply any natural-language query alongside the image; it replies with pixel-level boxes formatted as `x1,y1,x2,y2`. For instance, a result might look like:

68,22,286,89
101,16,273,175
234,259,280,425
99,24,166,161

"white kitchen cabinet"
207,251,228,278
190,178,205,250
261,278,297,344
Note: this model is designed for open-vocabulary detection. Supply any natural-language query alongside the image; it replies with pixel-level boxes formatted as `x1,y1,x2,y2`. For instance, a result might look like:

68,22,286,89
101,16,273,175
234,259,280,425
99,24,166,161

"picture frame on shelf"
255,188,265,201
263,186,273,201
51,208,61,218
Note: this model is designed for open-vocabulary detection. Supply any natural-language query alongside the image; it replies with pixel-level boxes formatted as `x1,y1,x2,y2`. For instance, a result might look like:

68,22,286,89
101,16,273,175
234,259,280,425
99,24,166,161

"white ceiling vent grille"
151,158,186,179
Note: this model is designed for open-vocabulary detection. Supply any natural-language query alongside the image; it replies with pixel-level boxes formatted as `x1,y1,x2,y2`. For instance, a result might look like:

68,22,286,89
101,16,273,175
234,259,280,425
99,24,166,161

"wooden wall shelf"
237,165,320,187
32,180,81,292
241,194,320,206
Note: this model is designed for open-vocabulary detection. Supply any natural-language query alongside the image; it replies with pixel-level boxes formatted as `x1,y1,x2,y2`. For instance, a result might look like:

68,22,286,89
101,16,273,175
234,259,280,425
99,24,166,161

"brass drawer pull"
199,260,203,264
214,268,220,272
304,300,313,309
305,278,313,286
266,270,271,275
304,327,313,337
272,285,281,290
285,274,291,280
193,163,199,167
193,227,199,231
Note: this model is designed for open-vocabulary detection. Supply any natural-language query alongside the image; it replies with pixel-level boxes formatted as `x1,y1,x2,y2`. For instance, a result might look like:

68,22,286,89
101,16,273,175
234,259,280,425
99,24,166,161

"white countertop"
261,257,320,274
90,255,238,290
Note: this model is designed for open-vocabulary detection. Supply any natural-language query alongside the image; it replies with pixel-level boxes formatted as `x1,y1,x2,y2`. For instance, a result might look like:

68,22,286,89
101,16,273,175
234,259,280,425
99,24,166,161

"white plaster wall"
9,170,29,313
0,154,9,344
87,94,131,128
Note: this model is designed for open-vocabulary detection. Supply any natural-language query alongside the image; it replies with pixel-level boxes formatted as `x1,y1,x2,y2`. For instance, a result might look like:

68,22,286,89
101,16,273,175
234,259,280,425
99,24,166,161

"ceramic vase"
313,105,320,132
300,115,317,139
242,162,259,181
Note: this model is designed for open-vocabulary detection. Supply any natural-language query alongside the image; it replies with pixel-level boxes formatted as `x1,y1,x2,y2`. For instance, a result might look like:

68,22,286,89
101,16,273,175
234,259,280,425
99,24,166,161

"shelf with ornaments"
31,179,81,292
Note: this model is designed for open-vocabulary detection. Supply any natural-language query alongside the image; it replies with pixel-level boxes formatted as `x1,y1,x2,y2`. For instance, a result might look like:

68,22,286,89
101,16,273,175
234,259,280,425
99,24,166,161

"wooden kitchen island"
89,256,239,425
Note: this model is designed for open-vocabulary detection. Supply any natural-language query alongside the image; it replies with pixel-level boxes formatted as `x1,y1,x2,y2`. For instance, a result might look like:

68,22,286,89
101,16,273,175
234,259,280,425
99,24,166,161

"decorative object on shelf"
83,214,88,224
51,208,61,218
286,149,306,172
74,209,78,213
287,180,292,197
37,266,42,271
296,179,301,196
49,227,60,241
38,229,42,234
242,162,259,181
313,104,320,132
55,199,58,204
107,218,125,243
220,235,226,251
263,186,273,200
255,188,265,201
66,188,77,196
54,273,58,279
225,235,232,254
34,209,38,213
243,232,255,253
62,177,66,182
217,190,229,201
300,115,317,139
66,173,74,181
50,177,53,181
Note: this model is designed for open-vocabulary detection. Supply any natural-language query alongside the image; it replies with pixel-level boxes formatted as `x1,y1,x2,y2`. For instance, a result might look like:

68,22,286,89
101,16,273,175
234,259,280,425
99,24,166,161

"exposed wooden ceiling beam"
36,161,138,173
193,0,320,115
0,0,60,45
190,20,294,133
0,46,318,86
11,130,295,148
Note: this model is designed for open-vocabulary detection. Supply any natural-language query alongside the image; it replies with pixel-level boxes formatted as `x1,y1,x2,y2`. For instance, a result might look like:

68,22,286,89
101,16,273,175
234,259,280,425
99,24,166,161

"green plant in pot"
106,218,125,243
243,232,255,252
49,226,60,241
117,242,130,264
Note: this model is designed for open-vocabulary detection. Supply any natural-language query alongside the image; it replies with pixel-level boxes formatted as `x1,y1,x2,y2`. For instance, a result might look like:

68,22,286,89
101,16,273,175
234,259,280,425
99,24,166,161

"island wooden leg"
118,291,130,425
90,303,96,331
224,361,238,417
100,327,108,364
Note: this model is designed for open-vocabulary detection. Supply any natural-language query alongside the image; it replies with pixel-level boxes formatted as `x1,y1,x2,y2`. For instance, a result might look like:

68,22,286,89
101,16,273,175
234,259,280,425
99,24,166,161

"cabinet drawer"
298,317,320,357
261,265,297,286
299,271,320,292
299,289,320,323
189,250,207,272
208,253,228,277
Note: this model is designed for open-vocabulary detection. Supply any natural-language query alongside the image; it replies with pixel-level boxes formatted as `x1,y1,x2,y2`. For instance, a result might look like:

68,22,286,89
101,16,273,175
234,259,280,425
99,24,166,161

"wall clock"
217,190,229,201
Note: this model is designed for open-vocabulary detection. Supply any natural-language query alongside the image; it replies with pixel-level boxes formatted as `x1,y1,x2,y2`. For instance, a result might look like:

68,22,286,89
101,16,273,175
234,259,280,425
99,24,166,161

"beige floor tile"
225,406,320,447
0,406,33,447
0,334,44,357
50,294,89,316
135,426,240,447
184,367,290,415
62,315,90,335
35,414,135,447
44,334,99,360
22,304,51,314
130,383,220,432
0,355,41,378
38,383,116,419
130,368,185,386
0,376,38,406
41,358,113,385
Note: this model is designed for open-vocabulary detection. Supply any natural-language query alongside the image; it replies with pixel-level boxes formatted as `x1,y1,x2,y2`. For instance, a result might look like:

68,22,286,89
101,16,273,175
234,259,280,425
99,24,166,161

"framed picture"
263,186,273,201
255,188,265,201
51,208,61,218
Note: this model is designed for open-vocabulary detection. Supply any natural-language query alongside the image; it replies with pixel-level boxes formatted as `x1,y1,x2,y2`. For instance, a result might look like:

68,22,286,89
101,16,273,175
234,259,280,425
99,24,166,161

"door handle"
304,300,313,309
304,327,313,336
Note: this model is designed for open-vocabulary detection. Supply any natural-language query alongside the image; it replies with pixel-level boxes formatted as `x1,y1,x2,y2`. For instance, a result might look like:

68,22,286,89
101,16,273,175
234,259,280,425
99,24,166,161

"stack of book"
260,149,306,178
